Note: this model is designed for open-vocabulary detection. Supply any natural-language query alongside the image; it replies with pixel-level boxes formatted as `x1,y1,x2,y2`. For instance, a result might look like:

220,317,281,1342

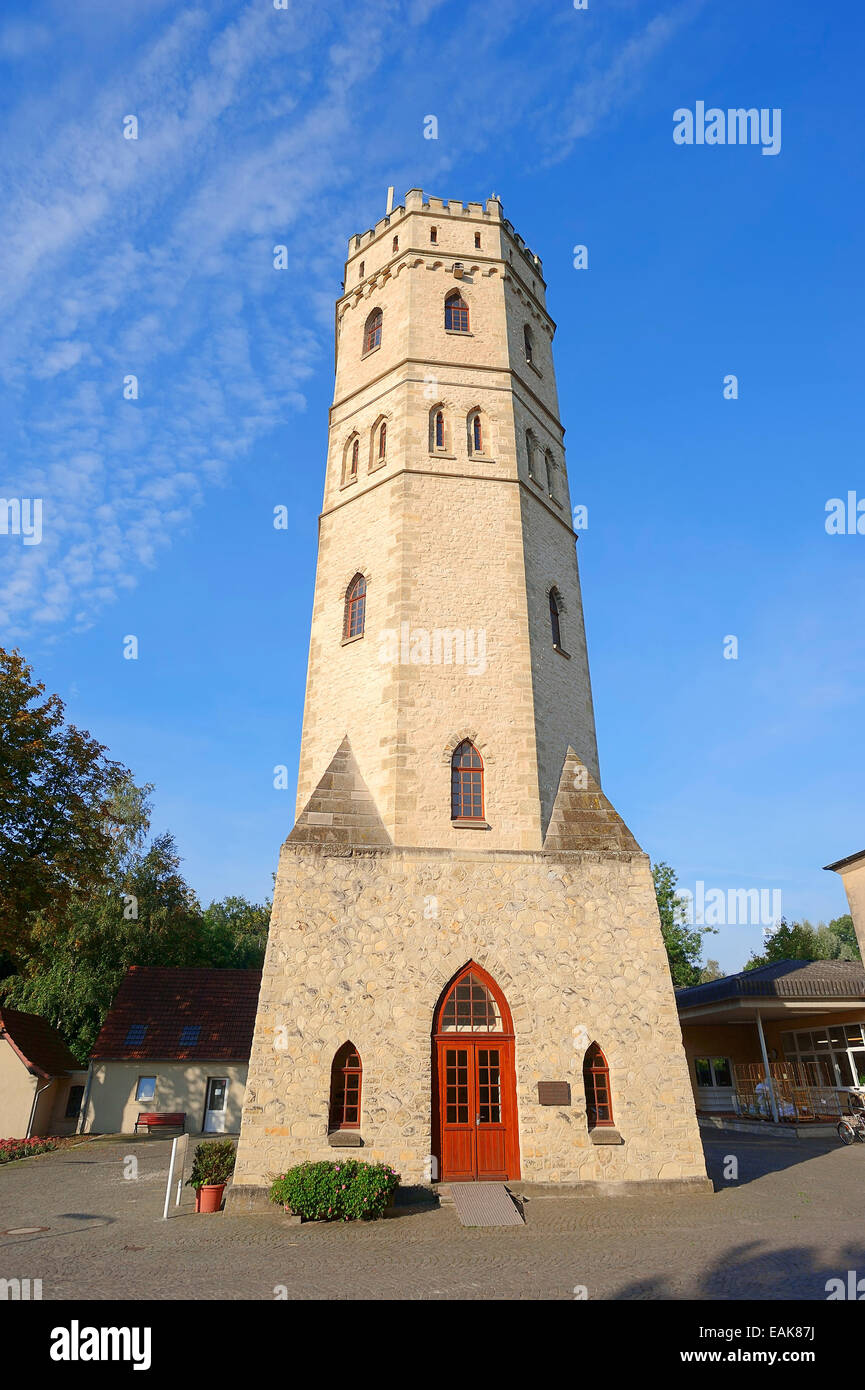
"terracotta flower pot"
197,1183,225,1213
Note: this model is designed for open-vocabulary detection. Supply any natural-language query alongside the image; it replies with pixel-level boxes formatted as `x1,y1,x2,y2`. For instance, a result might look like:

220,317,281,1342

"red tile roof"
90,968,262,1062
0,1007,81,1078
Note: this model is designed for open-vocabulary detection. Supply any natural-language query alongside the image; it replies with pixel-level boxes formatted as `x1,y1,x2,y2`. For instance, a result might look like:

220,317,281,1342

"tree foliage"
0,648,130,956
744,914,860,970
652,861,717,988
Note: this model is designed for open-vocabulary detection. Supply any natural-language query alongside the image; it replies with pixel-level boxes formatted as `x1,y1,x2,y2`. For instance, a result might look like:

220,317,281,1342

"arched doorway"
432,962,520,1182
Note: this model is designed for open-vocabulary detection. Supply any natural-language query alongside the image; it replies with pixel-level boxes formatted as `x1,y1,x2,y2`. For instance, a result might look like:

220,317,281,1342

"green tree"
698,959,725,983
652,861,717,988
745,913,860,970
0,648,131,957
200,895,270,969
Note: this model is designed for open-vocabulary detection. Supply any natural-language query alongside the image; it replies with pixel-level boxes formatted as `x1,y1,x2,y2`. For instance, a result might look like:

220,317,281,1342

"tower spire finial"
386,186,394,215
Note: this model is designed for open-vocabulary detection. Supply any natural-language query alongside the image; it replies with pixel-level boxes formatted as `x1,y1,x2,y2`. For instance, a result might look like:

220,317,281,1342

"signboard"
537,1081,571,1106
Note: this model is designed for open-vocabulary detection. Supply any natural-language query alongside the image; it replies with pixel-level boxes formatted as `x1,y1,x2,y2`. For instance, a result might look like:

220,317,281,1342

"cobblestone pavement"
1,1132,863,1300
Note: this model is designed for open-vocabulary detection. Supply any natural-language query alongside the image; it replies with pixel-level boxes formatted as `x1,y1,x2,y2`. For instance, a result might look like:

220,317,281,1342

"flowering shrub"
0,1137,64,1164
269,1159,400,1221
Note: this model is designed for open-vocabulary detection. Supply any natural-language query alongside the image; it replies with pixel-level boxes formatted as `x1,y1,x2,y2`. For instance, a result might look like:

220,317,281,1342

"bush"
0,1137,63,1163
269,1159,400,1221
185,1138,236,1190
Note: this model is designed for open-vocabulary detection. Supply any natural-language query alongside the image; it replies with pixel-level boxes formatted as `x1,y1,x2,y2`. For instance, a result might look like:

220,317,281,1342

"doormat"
449,1183,524,1227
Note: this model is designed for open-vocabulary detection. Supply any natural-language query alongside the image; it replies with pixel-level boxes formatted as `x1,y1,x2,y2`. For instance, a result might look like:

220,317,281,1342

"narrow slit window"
584,1043,614,1127
344,573,367,640
549,589,562,648
329,1043,362,1130
435,411,444,449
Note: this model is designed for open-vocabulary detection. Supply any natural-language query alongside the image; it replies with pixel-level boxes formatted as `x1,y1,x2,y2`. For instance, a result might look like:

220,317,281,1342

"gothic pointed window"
524,324,533,364
549,588,562,649
439,970,502,1033
348,437,359,480
344,573,367,640
364,308,382,354
451,739,484,821
470,413,483,455
377,421,387,463
435,410,444,449
584,1043,614,1128
445,291,469,333
526,430,536,480
329,1042,362,1130
545,449,555,498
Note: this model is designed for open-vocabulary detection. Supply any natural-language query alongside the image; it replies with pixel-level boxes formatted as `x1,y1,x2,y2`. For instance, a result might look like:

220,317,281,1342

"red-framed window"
474,232,481,248
471,414,483,454
439,970,502,1032
445,292,469,333
344,573,367,639
549,588,562,648
430,226,438,243
364,308,382,353
435,411,444,449
377,421,387,462
451,739,484,821
584,1043,614,1127
329,1043,362,1129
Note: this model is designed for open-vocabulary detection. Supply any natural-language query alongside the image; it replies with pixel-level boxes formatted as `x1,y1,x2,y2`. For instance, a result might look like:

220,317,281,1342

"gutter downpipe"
755,1009,780,1124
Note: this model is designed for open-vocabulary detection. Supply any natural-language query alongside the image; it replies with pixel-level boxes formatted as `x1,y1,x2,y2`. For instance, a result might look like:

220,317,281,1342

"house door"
204,1077,228,1133
432,963,520,1182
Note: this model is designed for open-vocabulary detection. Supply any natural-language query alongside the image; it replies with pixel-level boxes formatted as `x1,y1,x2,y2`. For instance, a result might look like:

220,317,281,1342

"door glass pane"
851,1051,865,1087
694,1057,712,1087
477,1048,501,1124
445,1049,469,1124
835,1052,855,1086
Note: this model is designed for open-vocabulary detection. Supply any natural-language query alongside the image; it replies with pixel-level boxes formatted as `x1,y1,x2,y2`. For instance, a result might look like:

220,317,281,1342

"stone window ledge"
452,819,491,830
590,1128,624,1146
341,633,364,647
429,451,457,461
361,343,382,361
328,1131,364,1148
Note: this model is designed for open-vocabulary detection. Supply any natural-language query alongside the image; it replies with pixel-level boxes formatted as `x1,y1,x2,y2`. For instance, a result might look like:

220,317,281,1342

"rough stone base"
233,840,709,1192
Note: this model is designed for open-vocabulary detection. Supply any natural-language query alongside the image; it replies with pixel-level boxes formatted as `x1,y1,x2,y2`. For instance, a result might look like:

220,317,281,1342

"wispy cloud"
0,0,700,639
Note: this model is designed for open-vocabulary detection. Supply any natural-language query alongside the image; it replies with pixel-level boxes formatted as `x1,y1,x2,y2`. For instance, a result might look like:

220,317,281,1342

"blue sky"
1,0,863,972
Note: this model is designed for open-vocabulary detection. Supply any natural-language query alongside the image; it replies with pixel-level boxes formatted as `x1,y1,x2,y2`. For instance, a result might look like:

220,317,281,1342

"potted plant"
186,1139,236,1213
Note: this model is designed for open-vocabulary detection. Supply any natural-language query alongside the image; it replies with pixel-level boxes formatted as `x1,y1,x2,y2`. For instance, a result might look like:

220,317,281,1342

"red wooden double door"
432,963,520,1182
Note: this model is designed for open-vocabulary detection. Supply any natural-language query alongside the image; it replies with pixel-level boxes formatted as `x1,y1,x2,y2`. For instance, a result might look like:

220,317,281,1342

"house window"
377,421,387,463
125,1025,148,1046
440,971,502,1032
180,1025,201,1046
435,410,444,449
363,308,382,354
344,573,367,640
451,739,484,821
524,325,533,364
430,226,438,243
329,1043,362,1129
474,232,481,248
694,1057,733,1088
135,1076,156,1103
549,588,562,648
445,291,469,332
781,1026,865,1089
65,1084,85,1119
392,235,398,252
583,1043,614,1127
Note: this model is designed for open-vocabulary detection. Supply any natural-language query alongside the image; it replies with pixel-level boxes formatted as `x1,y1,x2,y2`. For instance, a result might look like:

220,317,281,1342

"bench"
134,1112,186,1134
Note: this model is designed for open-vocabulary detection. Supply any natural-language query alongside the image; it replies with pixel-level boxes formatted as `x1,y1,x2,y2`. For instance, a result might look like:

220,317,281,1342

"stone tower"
231,190,709,1198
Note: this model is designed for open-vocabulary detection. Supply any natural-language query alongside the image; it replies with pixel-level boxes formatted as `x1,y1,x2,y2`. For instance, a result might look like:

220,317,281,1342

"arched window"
545,449,555,498
377,421,387,463
469,412,483,455
435,410,444,449
344,573,367,640
438,970,502,1033
549,588,562,648
445,291,469,333
364,308,382,354
523,324,533,364
344,435,359,483
451,739,484,821
525,430,536,480
583,1043,614,1128
329,1042,362,1130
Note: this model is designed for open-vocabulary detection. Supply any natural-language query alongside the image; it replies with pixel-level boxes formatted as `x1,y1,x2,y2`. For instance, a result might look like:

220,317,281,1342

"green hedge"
269,1159,400,1221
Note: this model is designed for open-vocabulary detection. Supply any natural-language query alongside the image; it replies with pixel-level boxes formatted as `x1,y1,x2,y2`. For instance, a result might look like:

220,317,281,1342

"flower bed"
269,1159,400,1222
0,1137,66,1164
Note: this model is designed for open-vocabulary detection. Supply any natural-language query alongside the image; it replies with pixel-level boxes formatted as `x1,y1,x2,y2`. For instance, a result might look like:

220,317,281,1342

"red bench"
134,1112,186,1134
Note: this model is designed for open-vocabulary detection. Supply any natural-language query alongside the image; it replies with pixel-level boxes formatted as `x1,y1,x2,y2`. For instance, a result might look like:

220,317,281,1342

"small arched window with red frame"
451,739,484,822
364,308,382,354
344,573,367,640
445,291,469,332
583,1043,614,1128
329,1042,362,1130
